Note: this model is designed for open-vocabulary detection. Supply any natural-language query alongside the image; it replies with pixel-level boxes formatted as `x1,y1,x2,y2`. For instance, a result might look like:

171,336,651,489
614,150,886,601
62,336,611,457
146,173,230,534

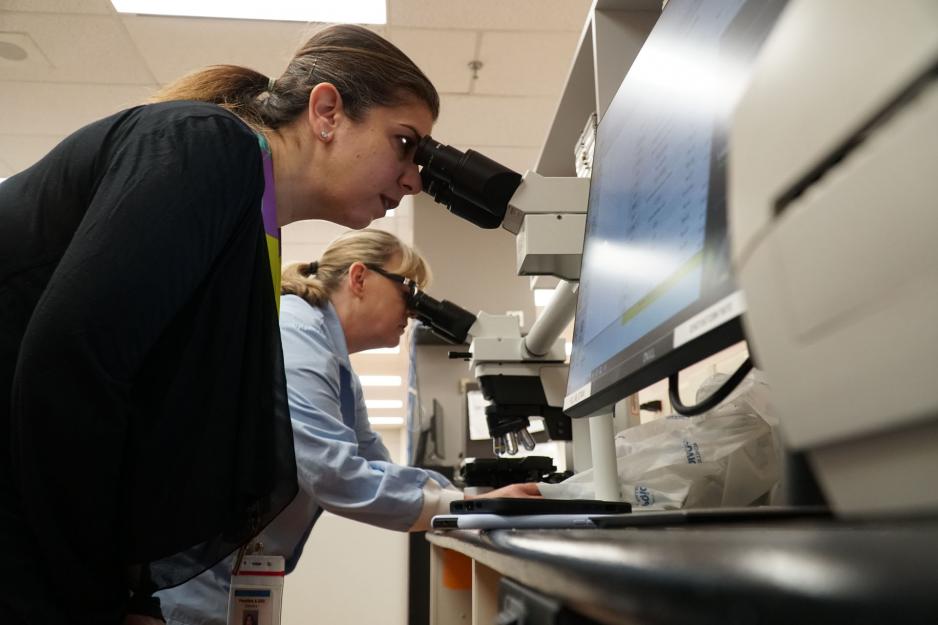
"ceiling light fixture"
365,399,404,410
110,0,387,24
369,416,404,426
359,376,403,387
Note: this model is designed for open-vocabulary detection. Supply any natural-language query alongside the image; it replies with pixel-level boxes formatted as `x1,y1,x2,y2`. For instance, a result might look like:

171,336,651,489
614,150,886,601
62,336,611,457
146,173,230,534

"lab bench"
426,519,938,625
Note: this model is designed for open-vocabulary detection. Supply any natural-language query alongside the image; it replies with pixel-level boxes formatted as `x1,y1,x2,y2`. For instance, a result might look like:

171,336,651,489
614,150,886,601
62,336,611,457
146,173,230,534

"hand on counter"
467,482,542,500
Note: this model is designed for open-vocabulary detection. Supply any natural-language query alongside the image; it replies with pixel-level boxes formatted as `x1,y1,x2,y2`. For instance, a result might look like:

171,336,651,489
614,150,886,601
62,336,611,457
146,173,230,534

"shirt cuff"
409,479,464,531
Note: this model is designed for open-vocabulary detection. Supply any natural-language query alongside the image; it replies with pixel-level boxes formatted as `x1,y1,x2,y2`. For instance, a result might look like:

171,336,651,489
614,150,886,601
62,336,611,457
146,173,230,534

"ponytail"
150,65,272,129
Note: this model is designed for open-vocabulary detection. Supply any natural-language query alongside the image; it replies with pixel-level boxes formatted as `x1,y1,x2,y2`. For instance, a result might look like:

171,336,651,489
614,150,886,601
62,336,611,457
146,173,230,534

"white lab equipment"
729,0,938,516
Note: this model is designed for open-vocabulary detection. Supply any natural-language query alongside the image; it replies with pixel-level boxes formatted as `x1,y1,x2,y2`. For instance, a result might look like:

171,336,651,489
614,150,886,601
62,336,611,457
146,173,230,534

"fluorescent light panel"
534,288,554,307
359,375,402,387
365,399,403,409
110,0,387,24
369,416,404,426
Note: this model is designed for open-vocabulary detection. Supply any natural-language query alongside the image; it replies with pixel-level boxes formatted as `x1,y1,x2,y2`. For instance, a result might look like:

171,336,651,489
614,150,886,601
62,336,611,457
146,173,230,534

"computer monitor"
429,399,445,462
411,398,446,466
564,0,787,418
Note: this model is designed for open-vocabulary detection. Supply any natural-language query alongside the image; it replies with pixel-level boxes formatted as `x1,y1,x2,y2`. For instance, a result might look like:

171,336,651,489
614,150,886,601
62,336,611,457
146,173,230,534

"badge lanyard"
227,542,285,625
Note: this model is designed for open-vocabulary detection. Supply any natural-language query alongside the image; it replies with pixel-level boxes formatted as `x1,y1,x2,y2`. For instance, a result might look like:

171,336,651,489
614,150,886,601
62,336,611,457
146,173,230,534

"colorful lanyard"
258,134,281,312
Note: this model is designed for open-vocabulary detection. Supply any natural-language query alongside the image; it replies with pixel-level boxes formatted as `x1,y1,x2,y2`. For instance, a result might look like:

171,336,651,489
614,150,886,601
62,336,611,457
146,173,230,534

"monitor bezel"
565,316,745,418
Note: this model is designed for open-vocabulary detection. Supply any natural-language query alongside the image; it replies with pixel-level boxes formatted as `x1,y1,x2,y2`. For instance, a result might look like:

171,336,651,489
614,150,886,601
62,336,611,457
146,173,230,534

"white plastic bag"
540,371,780,510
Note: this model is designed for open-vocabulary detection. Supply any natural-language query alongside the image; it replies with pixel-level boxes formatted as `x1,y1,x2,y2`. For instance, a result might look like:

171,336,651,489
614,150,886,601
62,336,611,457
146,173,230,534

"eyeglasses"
365,264,417,307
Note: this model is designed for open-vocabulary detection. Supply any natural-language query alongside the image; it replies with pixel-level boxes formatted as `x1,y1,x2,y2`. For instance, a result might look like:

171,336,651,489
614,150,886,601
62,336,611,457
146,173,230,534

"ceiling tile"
0,13,155,84
1,3,587,214
1,0,114,14
0,133,63,172
390,0,592,31
474,30,580,97
433,94,555,146
388,27,476,94
0,81,153,135
120,16,321,84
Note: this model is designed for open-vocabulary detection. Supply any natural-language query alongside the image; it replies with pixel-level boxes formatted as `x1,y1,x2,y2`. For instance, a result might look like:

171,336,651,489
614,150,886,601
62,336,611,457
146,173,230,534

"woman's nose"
400,162,422,195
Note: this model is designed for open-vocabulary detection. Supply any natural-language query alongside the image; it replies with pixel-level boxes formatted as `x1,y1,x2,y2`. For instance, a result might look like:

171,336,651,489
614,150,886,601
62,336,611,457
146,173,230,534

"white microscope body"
463,172,589,456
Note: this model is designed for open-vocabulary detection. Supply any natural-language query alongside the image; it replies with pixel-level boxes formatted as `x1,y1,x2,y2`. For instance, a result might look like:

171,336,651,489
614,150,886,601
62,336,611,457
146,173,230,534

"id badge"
226,554,285,625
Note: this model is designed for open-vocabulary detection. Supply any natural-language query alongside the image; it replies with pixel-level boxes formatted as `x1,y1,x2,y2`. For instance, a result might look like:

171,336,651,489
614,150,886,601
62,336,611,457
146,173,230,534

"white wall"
282,429,410,625
636,341,751,422
412,194,538,327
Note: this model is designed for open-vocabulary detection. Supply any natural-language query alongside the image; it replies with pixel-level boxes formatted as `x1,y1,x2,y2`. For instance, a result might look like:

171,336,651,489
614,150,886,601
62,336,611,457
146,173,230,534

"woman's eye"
397,135,414,152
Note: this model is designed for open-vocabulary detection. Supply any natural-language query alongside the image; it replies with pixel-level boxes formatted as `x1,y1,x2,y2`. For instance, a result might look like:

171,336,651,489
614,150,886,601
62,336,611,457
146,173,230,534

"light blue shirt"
158,295,452,625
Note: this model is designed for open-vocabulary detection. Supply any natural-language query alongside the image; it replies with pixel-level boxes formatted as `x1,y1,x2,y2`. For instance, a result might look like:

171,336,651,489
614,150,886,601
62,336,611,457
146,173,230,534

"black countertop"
428,519,938,625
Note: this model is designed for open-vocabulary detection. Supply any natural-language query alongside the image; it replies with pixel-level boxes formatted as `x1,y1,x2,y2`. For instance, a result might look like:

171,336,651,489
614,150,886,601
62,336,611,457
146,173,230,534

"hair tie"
307,261,319,275
268,77,276,92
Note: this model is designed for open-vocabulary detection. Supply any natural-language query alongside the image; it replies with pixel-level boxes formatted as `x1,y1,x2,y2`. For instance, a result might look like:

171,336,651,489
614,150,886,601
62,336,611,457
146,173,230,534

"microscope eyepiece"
415,135,523,230
408,290,477,345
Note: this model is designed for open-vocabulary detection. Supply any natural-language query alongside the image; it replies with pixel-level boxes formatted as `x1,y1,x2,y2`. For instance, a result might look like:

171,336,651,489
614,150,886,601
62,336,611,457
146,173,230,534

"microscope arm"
522,280,578,357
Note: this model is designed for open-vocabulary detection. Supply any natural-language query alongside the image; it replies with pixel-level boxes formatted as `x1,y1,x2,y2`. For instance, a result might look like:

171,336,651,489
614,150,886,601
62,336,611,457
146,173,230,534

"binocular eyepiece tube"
414,135,523,230
408,290,477,346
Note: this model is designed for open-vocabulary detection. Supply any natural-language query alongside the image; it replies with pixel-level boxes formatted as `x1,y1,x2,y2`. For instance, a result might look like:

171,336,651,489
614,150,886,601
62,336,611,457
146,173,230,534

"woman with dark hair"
0,24,438,625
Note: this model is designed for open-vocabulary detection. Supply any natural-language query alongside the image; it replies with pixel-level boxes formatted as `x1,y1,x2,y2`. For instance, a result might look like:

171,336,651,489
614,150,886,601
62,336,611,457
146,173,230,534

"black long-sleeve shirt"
0,101,297,624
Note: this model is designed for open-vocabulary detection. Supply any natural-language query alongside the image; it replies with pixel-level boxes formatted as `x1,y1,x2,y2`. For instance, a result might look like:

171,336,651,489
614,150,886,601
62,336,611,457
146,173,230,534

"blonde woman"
160,230,539,624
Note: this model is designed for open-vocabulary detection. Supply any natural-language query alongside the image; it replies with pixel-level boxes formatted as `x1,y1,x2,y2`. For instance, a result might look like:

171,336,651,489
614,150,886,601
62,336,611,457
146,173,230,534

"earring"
320,130,330,140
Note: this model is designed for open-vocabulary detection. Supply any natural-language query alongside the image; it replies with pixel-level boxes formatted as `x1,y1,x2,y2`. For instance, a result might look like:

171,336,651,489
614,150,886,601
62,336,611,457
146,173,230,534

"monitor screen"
564,0,786,417
412,399,446,466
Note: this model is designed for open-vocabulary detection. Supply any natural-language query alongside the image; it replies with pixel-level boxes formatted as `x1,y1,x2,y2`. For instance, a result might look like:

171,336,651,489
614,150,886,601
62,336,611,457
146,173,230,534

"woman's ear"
307,82,343,141
346,262,367,297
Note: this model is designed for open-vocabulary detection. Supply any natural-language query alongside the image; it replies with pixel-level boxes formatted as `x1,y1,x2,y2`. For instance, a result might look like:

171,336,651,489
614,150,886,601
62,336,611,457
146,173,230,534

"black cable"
669,357,753,416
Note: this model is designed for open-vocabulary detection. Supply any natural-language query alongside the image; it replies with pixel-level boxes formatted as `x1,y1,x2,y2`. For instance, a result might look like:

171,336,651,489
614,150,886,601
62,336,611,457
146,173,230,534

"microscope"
408,136,590,458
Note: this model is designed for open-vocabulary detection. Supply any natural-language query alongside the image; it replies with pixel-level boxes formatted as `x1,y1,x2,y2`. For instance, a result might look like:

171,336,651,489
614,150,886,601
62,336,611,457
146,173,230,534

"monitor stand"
570,409,622,501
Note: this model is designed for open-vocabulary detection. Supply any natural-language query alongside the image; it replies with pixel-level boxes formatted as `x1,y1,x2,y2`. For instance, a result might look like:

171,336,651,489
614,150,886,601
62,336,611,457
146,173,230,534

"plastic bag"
539,370,780,510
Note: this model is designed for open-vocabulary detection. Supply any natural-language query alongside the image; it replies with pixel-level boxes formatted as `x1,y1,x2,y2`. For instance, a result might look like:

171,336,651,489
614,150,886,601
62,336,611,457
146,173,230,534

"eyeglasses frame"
364,263,418,308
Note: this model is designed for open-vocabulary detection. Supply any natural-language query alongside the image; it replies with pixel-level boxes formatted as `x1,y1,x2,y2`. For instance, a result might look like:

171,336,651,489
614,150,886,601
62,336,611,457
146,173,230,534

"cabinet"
535,0,661,178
